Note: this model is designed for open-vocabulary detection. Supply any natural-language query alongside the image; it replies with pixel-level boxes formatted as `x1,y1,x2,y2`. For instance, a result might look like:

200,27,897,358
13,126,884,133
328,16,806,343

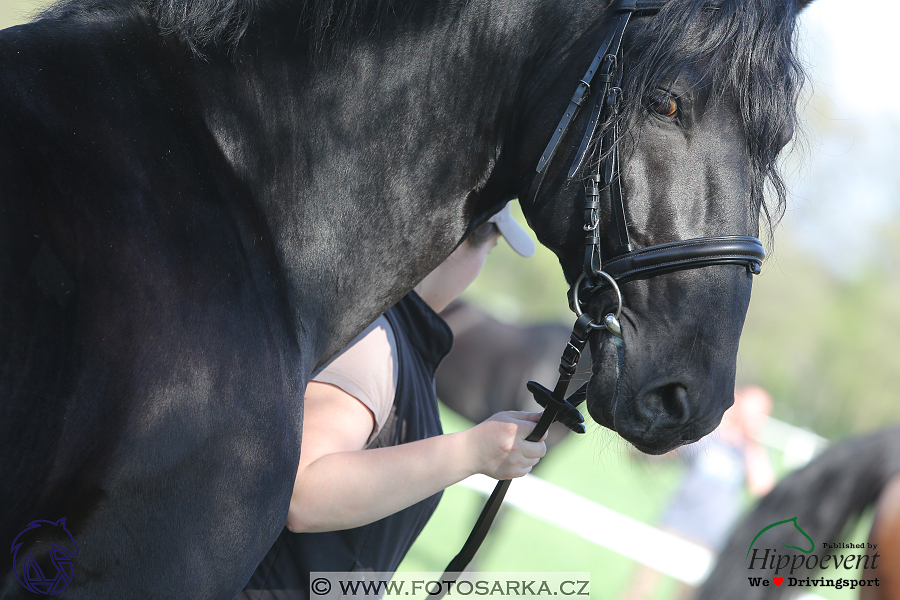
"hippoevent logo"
10,518,79,595
745,516,881,592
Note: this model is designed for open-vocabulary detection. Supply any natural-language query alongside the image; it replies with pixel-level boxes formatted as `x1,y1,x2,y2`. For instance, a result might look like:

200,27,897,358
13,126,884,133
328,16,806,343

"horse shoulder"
0,14,309,597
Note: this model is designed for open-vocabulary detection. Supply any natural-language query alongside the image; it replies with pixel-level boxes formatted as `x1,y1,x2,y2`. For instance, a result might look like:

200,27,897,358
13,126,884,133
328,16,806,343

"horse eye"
648,92,678,119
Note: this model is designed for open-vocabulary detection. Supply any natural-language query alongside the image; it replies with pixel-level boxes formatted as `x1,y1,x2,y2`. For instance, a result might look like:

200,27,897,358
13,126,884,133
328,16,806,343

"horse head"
513,0,812,454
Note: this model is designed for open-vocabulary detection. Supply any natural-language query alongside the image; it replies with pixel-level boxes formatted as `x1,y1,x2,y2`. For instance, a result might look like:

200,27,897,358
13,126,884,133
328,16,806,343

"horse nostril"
637,383,691,427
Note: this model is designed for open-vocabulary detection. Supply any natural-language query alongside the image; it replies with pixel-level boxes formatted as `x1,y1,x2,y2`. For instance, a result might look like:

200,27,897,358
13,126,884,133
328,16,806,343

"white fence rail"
457,416,829,600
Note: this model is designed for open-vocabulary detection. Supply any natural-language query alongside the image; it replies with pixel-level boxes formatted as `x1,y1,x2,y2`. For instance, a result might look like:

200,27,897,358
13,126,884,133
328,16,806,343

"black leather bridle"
530,0,764,328
440,0,764,580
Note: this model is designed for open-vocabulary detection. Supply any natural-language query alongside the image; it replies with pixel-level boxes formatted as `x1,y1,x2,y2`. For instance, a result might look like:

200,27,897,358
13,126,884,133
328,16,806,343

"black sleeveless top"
239,292,452,600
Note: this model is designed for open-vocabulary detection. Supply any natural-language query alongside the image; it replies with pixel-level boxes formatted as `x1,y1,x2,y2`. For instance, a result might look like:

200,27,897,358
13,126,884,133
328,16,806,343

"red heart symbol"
773,577,783,586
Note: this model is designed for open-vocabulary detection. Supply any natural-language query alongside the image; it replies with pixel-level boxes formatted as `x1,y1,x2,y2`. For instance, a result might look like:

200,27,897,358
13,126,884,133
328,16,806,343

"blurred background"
3,1,897,598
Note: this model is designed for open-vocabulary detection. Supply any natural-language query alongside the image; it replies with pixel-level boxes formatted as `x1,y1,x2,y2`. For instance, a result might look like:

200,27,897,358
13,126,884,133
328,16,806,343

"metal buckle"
571,80,592,106
583,208,600,231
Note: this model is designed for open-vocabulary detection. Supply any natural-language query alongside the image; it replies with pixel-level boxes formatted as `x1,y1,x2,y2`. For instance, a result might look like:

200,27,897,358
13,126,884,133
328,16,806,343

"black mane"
618,0,806,232
40,0,425,54
36,0,806,230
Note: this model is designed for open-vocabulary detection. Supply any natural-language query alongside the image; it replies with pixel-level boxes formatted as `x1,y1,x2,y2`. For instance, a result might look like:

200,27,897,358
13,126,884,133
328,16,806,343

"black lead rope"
437,2,644,585
439,3,641,581
438,313,600,585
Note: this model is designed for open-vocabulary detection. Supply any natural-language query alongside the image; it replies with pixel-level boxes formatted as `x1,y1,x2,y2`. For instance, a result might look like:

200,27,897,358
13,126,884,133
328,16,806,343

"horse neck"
188,0,603,364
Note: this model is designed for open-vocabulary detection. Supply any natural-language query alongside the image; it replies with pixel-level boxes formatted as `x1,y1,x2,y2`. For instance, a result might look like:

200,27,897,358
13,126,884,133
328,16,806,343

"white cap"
488,202,536,258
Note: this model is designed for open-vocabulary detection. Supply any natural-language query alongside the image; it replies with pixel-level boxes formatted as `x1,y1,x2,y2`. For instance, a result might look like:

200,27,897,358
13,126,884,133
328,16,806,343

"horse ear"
795,0,816,11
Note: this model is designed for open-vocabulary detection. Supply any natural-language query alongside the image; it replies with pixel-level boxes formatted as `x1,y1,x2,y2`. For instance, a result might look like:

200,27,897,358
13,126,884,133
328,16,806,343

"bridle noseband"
441,0,764,581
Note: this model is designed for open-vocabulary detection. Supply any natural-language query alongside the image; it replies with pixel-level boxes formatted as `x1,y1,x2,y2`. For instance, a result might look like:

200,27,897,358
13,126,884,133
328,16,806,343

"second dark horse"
1,0,811,596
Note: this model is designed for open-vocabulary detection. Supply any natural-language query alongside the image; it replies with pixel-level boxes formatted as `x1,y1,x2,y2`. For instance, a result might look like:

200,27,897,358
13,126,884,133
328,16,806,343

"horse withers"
1,0,811,597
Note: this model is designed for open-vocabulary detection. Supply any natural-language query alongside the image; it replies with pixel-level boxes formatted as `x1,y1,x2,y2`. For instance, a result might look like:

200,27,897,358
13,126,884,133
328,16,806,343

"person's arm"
743,441,775,497
285,381,546,533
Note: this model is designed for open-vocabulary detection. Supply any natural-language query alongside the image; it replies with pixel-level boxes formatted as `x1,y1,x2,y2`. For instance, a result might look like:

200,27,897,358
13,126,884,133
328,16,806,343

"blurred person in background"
619,386,775,600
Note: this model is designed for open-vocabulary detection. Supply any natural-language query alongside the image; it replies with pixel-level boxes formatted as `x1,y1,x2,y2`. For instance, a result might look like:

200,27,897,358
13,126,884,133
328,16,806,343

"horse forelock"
617,0,807,235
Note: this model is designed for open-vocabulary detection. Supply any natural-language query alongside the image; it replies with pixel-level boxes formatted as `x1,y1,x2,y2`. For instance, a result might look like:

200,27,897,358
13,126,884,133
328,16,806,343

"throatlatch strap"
527,6,636,208
567,10,632,180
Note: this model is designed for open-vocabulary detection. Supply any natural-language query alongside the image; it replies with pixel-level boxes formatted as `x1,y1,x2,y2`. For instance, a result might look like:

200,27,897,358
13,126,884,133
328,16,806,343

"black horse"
1,0,810,597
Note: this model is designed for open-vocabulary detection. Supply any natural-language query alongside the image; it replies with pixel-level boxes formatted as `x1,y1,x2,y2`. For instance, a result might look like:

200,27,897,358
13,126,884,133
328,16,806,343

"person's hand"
466,411,547,480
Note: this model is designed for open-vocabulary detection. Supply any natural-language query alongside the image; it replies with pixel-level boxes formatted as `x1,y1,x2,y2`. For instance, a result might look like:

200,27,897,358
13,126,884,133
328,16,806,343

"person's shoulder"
312,316,398,435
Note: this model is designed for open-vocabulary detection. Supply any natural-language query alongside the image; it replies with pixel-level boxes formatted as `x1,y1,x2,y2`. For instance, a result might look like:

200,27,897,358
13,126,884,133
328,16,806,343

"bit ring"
573,271,623,331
